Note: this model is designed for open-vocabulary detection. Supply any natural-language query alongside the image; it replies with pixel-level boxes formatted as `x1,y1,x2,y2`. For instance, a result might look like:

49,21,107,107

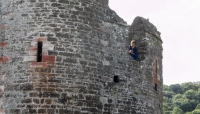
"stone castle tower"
0,0,163,114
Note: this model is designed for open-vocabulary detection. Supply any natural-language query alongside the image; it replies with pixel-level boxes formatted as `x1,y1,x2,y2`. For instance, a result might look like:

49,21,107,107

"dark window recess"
113,75,119,83
159,103,161,109
155,60,158,91
155,83,157,91
37,42,43,62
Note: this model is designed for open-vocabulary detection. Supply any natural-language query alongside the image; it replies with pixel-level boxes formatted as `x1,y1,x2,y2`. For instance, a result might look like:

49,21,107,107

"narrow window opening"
37,41,43,62
155,83,157,91
154,60,158,91
113,75,119,83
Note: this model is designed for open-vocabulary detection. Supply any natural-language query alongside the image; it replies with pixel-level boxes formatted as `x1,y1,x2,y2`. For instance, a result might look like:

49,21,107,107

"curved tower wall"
0,0,162,114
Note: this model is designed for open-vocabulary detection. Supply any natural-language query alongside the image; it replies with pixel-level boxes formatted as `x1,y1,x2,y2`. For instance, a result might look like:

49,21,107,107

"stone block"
51,3,61,8
0,86,4,94
0,109,4,114
0,75,4,81
48,50,57,55
45,99,52,104
101,40,109,46
100,97,108,104
33,99,39,104
29,47,37,56
20,83,33,91
59,109,71,114
33,37,47,42
10,109,21,114
80,61,87,65
103,60,110,66
24,56,37,62
59,0,69,3
48,37,57,41
38,109,46,113
30,0,36,2
0,56,9,63
0,24,8,29
21,99,32,103
42,92,59,98
47,109,54,114
43,43,54,51
64,58,77,63
29,109,36,113
30,62,47,68
42,55,55,62
74,111,81,114
101,76,111,82
0,42,8,47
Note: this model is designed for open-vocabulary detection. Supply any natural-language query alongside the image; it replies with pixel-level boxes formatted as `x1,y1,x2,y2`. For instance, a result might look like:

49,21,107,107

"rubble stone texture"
0,0,163,114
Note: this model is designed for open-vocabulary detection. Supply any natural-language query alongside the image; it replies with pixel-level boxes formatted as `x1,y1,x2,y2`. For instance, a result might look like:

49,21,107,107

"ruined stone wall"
0,0,163,114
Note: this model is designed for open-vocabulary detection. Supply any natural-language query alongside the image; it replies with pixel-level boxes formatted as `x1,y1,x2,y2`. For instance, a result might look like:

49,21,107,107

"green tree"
173,94,183,100
172,107,184,114
170,84,183,94
163,85,176,98
163,82,200,114
180,99,198,112
181,82,199,93
164,91,176,99
184,89,198,100
172,94,183,106
163,96,173,113
193,82,200,89
197,90,200,100
196,104,200,109
164,85,171,91
192,109,200,114
185,112,192,114
172,94,198,112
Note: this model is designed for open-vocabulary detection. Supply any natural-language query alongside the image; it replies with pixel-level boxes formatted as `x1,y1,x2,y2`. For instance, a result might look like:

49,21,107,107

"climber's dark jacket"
129,46,138,60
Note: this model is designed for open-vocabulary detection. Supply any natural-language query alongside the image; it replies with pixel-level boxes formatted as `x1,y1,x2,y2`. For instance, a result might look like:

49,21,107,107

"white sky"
109,0,200,85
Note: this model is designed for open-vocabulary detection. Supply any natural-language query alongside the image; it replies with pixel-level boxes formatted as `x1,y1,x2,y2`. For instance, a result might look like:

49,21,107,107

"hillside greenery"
163,82,200,114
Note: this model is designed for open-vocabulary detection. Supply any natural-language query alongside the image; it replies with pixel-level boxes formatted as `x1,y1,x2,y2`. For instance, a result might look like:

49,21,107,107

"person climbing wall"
129,40,138,60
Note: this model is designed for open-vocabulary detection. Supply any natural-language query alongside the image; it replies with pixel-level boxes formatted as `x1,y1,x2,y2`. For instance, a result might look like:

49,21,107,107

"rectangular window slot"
113,75,119,83
155,60,158,91
155,83,157,91
37,42,43,62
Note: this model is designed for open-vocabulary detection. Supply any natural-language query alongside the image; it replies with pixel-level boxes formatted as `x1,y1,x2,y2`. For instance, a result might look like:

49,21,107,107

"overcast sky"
109,0,200,85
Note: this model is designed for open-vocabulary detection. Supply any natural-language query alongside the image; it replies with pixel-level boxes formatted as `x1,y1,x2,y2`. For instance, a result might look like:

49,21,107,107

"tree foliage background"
163,82,200,114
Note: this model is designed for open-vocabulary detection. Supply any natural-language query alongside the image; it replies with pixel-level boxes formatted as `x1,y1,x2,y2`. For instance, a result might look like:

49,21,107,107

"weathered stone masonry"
0,0,163,114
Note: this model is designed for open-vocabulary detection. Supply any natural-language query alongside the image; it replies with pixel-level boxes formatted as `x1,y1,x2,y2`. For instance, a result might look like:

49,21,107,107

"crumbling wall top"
130,16,162,41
